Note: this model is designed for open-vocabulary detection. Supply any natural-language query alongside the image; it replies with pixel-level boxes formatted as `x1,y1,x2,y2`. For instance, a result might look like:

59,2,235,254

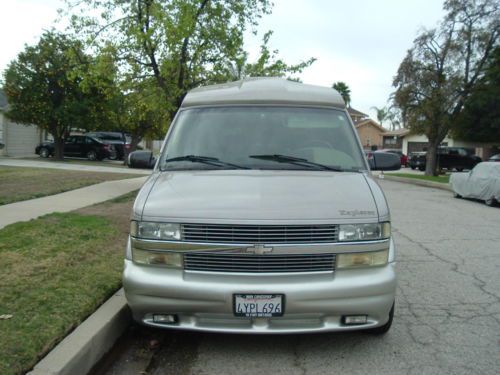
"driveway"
100,180,500,375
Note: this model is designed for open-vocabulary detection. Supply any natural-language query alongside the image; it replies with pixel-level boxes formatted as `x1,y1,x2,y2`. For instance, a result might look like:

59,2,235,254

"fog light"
153,314,178,324
343,315,368,325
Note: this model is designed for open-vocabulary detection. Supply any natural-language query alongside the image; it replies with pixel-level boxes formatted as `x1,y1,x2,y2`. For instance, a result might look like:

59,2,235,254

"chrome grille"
182,224,338,244
184,252,336,273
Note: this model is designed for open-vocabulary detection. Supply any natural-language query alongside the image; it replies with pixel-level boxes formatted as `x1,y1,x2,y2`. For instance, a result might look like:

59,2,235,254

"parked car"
124,78,401,335
488,154,500,162
85,131,131,160
35,135,115,161
450,162,500,206
409,151,427,170
377,149,407,167
409,147,481,171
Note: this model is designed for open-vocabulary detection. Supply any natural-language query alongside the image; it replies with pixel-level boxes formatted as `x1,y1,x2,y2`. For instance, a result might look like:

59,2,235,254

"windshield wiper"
163,155,249,170
249,154,343,171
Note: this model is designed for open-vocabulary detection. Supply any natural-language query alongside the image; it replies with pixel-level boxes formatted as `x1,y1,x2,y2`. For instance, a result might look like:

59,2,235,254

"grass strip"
0,195,132,375
0,166,137,205
387,173,450,184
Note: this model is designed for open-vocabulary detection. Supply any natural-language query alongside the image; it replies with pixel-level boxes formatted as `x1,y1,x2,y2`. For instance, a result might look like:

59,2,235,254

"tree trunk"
425,141,439,176
130,135,142,152
53,136,65,160
122,135,142,165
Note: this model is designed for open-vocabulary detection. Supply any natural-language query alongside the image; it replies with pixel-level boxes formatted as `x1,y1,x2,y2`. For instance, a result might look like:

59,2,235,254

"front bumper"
123,240,396,334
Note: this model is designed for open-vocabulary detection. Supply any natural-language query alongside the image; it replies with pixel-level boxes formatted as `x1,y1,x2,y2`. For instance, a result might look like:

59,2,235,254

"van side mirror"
368,152,401,171
127,150,156,169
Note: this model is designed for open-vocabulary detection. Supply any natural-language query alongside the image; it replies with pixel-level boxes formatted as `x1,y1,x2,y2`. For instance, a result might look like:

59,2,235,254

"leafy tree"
225,31,316,80
332,81,351,106
371,106,389,127
392,0,499,175
2,31,110,159
62,0,315,147
112,80,170,151
453,46,500,142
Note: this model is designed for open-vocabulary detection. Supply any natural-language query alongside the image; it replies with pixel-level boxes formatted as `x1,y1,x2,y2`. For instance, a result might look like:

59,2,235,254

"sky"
0,0,446,124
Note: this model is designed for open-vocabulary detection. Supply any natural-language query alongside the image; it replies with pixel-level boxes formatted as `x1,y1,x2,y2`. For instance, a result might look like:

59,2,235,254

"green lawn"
0,194,135,375
388,172,450,184
0,166,138,205
23,156,129,168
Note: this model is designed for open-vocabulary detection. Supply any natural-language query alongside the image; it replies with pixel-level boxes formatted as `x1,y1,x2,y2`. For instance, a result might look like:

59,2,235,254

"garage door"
407,142,429,154
5,121,40,157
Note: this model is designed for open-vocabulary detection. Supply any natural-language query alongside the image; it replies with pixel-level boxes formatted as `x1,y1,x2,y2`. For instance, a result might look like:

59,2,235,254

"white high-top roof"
182,78,345,109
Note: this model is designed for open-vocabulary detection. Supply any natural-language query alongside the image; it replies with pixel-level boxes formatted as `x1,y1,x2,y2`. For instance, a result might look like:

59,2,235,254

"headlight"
130,221,181,240
337,249,389,269
338,222,390,242
132,248,183,268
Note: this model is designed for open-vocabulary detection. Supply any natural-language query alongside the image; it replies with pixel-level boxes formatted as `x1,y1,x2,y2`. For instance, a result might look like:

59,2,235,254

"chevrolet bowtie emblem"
246,244,273,255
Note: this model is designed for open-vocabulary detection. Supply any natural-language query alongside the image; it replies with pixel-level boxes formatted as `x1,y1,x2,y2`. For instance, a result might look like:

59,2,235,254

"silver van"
124,78,401,334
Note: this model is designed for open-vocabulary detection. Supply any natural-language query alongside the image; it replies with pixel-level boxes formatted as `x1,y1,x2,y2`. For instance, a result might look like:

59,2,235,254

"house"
380,127,498,159
354,118,386,150
382,128,410,150
347,107,369,123
401,132,498,159
0,90,43,157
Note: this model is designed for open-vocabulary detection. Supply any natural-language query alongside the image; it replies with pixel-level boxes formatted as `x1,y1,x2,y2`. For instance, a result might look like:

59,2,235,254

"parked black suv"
35,135,115,161
409,147,481,171
85,132,131,160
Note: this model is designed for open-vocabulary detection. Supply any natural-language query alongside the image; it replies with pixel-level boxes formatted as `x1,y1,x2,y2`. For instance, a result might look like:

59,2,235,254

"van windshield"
161,106,366,171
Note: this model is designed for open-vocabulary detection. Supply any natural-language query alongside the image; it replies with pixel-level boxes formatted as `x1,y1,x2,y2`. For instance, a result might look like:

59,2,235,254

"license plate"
234,294,284,317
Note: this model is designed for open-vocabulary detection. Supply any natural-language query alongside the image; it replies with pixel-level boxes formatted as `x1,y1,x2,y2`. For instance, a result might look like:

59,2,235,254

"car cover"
450,162,500,201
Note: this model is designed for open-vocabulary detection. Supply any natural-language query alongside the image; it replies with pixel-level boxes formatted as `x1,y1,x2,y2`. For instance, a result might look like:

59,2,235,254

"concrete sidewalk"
0,176,148,229
0,157,151,175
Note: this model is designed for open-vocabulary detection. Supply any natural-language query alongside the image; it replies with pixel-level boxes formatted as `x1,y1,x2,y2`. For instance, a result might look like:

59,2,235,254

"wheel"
411,166,415,170
87,150,98,161
418,166,425,171
485,197,496,207
40,148,50,158
368,302,394,335
453,192,461,198
108,145,118,160
456,167,464,172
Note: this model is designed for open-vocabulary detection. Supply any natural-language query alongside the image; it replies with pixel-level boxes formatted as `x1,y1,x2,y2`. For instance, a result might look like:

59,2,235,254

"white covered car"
450,162,500,206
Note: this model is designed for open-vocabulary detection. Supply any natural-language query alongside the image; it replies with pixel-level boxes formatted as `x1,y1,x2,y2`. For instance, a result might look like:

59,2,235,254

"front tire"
485,197,496,207
453,192,461,198
87,150,97,161
39,148,50,158
368,302,394,335
108,145,118,160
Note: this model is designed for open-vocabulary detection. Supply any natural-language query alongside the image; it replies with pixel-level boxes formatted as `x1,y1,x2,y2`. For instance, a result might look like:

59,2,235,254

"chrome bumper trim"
131,237,390,254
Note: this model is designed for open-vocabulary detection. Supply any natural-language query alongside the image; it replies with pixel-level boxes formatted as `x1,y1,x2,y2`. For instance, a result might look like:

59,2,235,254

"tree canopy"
331,81,351,106
61,0,315,145
2,31,110,159
392,0,499,175
452,46,500,142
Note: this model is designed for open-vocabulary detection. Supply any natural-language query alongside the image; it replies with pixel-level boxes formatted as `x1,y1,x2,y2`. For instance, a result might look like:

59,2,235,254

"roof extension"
182,78,345,109
354,118,386,132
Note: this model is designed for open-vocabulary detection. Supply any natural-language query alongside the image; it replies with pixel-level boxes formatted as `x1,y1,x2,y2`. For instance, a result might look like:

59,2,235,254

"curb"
28,289,131,375
382,175,452,192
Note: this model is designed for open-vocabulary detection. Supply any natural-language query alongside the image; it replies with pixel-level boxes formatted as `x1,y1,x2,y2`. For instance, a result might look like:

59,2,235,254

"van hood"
140,170,379,223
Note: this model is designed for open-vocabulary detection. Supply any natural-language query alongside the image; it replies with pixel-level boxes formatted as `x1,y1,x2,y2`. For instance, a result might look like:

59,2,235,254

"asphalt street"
97,180,500,375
